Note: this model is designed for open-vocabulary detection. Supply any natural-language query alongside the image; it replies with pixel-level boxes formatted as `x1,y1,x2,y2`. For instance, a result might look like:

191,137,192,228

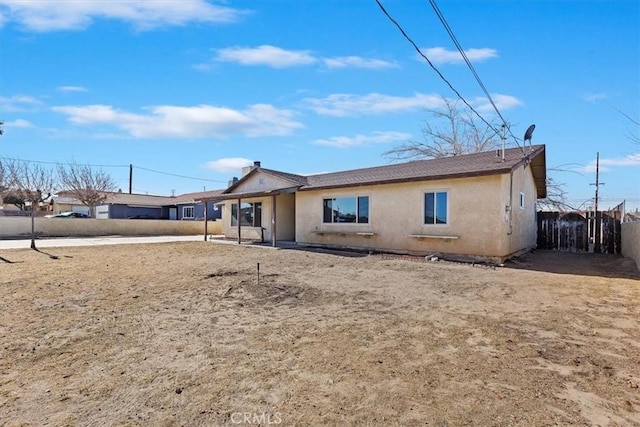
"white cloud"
3,118,34,128
205,157,253,173
52,103,304,138
582,92,608,103
215,45,317,68
212,45,397,70
313,131,411,148
421,47,498,65
579,153,640,173
323,56,398,70
473,94,523,113
0,94,44,112
304,92,447,117
57,85,88,93
0,0,247,32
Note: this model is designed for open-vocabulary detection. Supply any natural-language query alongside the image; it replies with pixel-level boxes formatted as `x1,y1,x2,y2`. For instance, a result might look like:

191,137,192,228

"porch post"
203,201,208,241
272,194,277,247
237,198,242,244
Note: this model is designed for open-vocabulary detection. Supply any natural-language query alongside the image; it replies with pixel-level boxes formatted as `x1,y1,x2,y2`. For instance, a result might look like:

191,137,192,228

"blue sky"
1,0,638,211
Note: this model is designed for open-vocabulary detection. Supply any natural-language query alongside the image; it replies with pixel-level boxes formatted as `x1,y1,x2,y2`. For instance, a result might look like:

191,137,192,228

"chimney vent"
254,161,261,168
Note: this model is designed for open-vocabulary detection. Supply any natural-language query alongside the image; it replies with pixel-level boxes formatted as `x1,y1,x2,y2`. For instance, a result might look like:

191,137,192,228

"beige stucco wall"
502,162,539,257
296,175,508,259
233,172,297,194
0,217,222,238
275,193,296,240
621,221,640,270
295,170,539,261
221,193,295,242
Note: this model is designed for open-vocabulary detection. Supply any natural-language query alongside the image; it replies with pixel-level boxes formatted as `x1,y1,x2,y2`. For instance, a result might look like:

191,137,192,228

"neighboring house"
53,190,224,220
198,146,547,262
171,190,224,221
51,195,91,216
94,193,175,219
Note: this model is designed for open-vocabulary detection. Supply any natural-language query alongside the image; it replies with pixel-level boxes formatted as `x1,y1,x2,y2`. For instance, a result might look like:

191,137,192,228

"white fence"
621,221,640,270
0,217,222,239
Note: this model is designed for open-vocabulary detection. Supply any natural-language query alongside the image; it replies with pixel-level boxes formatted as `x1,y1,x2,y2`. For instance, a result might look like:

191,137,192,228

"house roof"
303,145,546,194
55,190,226,207
55,191,174,207
201,145,547,200
104,192,174,207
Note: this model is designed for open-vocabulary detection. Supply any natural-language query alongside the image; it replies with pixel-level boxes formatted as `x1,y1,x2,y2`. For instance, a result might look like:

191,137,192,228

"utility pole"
590,152,604,253
129,164,133,194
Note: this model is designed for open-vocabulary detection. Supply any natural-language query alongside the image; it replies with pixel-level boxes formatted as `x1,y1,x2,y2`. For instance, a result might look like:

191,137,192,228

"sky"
1,0,638,211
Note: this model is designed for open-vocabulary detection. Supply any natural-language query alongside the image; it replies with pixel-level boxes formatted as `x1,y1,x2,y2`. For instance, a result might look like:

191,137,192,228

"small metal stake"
257,262,260,285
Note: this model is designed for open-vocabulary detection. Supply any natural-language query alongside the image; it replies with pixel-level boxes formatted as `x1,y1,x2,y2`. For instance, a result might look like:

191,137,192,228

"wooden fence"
537,210,622,254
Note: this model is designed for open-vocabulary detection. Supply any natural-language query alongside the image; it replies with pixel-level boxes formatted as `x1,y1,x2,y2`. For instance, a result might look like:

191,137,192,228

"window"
231,202,262,227
519,192,525,209
424,191,448,225
183,206,194,219
323,196,369,224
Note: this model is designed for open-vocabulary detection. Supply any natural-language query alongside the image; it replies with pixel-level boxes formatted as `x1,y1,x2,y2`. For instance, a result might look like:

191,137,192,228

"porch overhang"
196,185,300,246
195,185,300,203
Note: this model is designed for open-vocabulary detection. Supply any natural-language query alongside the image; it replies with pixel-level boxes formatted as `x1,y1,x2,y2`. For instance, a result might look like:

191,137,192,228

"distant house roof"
55,190,227,207
172,189,224,204
202,145,547,201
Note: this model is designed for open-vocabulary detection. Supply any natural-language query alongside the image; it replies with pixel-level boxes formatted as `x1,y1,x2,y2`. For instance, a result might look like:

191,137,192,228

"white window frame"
423,190,449,226
183,206,195,219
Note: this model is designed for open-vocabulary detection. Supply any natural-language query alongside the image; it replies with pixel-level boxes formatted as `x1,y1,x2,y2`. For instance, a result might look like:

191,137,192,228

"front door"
169,207,177,221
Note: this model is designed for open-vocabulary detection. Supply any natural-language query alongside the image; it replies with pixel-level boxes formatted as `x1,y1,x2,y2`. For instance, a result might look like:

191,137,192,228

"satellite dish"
524,124,536,142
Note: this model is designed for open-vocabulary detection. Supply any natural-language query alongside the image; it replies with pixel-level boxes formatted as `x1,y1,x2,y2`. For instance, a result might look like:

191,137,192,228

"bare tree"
618,109,640,145
537,175,572,212
57,160,118,216
8,160,57,249
383,97,501,160
1,158,30,211
0,159,10,211
384,96,569,210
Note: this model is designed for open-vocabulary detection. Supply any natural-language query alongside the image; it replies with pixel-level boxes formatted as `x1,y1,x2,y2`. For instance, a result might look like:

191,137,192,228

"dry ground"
1,242,639,426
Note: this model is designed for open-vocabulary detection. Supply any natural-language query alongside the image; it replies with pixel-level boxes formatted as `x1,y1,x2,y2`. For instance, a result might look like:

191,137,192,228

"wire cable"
427,0,523,151
134,166,226,183
0,155,128,168
1,156,226,184
374,0,503,140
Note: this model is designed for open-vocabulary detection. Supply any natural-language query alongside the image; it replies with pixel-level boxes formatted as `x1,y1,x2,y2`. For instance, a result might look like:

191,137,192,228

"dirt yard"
1,242,639,426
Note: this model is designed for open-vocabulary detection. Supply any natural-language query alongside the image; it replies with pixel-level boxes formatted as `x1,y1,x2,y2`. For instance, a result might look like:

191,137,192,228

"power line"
0,156,128,168
426,0,523,151
374,0,503,140
134,166,226,183
1,156,226,184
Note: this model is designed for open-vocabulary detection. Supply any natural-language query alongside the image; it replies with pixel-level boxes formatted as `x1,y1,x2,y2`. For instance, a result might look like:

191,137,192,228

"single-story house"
53,190,224,220
171,190,224,221
198,145,547,262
